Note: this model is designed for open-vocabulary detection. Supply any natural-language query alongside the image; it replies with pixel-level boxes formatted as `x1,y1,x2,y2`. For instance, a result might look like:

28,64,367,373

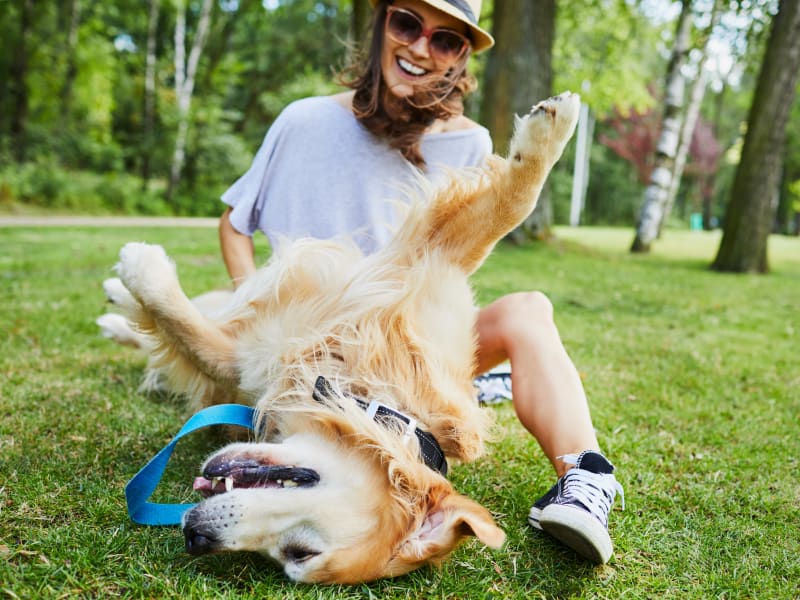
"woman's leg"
474,291,599,477
475,291,622,564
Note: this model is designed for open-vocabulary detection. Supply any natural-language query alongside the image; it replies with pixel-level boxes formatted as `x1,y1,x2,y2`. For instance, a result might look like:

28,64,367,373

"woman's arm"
219,207,257,289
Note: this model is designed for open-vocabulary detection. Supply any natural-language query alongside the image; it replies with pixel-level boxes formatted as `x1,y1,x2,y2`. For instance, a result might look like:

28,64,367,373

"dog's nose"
183,522,217,556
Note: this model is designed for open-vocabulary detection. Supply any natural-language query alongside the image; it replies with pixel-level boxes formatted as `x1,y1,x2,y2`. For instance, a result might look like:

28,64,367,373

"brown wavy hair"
338,1,477,169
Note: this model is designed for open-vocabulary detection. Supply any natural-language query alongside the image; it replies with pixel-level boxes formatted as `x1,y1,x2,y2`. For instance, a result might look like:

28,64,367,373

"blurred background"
0,0,797,253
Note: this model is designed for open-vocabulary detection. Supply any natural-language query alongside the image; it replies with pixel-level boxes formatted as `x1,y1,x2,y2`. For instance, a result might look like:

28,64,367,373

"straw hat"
370,0,495,53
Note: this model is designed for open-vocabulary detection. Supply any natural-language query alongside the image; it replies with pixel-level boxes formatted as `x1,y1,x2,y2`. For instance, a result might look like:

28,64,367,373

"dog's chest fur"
228,237,482,455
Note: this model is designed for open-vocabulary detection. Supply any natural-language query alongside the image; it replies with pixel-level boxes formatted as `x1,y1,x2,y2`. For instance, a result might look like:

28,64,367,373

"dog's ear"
387,491,505,575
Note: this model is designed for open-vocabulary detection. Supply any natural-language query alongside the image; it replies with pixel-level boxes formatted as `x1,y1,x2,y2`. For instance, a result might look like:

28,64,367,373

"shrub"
0,161,171,215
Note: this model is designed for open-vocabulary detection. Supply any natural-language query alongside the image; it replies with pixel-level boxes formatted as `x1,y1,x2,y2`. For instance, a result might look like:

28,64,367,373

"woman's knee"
494,291,555,328
475,291,558,369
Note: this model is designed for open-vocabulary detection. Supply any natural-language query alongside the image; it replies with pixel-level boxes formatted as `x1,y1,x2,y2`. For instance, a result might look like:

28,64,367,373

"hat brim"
369,0,495,53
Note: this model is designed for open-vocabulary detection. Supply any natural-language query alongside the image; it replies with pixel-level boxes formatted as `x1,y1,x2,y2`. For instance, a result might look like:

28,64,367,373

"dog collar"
312,376,448,477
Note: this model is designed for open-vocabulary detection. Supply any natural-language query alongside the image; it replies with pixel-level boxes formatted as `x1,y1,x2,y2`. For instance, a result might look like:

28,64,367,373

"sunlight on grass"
555,225,800,269
2,225,798,598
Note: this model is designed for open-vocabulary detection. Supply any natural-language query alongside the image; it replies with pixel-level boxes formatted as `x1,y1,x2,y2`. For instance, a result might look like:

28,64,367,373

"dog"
99,93,580,583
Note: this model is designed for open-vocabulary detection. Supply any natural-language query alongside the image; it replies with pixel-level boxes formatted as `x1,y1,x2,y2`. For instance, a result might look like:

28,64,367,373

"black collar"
312,376,448,477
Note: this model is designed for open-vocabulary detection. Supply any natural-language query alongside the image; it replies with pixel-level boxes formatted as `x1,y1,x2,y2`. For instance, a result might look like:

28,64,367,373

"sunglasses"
385,6,470,63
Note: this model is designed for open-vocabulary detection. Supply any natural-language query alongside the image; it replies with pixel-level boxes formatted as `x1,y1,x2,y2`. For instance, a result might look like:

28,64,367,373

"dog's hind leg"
395,93,580,275
115,242,239,389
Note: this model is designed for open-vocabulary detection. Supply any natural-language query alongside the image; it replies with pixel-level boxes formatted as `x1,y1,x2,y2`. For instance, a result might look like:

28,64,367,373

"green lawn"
1,225,798,598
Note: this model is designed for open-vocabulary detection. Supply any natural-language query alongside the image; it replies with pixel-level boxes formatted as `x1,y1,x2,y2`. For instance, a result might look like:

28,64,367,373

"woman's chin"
387,82,416,99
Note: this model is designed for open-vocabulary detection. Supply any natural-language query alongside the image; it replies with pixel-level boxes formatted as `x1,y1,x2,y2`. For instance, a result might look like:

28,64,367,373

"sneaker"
528,450,624,564
473,367,512,405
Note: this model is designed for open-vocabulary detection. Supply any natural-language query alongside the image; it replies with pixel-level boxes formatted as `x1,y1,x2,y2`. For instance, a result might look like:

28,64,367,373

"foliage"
595,97,725,229
554,0,663,116
598,103,661,185
2,224,799,597
0,161,171,215
0,0,798,232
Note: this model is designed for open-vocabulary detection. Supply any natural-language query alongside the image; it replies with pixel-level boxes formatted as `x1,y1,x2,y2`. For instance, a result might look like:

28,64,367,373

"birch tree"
712,0,800,273
630,0,693,252
142,0,161,188
59,0,82,121
660,0,723,234
166,0,214,201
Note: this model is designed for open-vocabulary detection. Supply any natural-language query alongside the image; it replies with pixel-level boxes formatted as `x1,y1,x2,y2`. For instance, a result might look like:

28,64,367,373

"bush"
0,161,171,215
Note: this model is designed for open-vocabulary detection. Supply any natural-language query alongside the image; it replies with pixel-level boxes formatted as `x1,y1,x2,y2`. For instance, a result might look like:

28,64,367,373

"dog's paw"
103,277,140,312
509,92,580,167
115,242,177,304
96,313,148,349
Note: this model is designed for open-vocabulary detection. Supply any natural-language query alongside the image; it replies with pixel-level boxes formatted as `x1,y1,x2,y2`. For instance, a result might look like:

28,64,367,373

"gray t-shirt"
222,95,493,254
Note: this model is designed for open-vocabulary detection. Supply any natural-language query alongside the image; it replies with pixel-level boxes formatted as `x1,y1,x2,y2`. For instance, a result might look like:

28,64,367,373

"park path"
0,215,218,227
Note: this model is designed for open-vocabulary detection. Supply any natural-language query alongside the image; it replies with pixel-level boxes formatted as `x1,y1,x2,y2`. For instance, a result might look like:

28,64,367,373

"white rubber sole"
538,504,613,564
527,505,544,530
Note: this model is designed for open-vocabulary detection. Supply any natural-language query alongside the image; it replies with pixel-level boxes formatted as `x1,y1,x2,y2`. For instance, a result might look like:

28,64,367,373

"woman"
219,0,623,565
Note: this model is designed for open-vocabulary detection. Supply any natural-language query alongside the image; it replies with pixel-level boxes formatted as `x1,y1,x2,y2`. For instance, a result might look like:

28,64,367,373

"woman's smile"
396,56,429,78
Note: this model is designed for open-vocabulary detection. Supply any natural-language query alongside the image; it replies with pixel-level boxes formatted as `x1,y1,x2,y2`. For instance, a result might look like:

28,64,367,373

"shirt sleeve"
220,114,287,236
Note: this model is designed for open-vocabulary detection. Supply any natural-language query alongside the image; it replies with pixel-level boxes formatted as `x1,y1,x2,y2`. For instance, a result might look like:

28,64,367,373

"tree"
630,0,693,252
480,0,555,241
350,0,371,47
660,0,723,234
59,0,82,122
712,0,800,273
598,96,722,220
9,0,34,162
166,0,214,201
141,0,161,188
598,103,660,184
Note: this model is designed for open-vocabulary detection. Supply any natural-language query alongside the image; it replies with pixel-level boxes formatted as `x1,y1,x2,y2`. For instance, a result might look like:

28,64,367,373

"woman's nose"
407,35,431,59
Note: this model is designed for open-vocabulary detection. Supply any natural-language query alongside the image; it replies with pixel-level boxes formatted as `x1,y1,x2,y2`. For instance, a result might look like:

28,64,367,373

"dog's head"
182,424,504,583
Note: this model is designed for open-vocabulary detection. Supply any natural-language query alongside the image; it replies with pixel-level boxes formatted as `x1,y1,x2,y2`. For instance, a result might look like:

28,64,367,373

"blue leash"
125,404,256,526
125,371,512,526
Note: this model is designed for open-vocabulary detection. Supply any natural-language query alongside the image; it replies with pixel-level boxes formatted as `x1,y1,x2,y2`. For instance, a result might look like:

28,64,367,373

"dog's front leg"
116,242,239,386
418,93,581,274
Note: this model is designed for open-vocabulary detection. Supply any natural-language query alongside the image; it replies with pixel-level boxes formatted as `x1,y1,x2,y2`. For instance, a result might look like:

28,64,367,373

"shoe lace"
559,453,625,523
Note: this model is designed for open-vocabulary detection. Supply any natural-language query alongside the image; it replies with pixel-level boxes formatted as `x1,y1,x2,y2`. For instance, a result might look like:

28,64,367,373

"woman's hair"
338,1,477,169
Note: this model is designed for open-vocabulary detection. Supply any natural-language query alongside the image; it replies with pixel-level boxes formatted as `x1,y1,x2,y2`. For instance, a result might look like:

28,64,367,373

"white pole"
570,101,590,226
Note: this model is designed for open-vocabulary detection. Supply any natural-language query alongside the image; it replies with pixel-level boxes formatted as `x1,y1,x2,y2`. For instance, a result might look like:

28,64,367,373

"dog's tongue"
193,477,213,491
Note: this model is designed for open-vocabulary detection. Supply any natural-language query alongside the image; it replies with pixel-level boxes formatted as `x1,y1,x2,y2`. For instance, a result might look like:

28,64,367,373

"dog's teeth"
225,477,234,492
283,480,298,488
276,479,283,487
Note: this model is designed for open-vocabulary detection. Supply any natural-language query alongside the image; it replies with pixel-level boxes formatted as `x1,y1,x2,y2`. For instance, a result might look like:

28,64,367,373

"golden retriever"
100,93,580,583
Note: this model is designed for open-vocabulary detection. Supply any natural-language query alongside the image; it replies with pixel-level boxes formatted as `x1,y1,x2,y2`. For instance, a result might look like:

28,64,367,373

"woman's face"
380,0,470,100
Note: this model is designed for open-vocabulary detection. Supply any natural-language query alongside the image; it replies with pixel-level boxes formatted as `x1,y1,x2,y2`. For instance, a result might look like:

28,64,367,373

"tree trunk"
660,0,722,235
630,0,692,252
59,0,82,122
10,0,34,163
141,0,161,188
350,0,372,46
479,0,555,241
660,68,708,234
166,0,214,202
711,0,800,273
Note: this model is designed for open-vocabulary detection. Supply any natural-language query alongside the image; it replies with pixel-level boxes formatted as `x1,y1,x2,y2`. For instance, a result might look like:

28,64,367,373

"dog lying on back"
99,93,580,583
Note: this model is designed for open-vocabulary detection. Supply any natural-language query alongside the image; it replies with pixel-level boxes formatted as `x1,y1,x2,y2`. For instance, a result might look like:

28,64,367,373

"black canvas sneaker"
528,450,624,564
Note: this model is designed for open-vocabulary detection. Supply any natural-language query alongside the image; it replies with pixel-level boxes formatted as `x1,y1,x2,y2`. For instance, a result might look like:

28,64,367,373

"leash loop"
125,404,256,526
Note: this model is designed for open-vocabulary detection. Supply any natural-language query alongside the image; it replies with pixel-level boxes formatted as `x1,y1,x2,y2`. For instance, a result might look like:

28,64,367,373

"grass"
1,224,799,598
